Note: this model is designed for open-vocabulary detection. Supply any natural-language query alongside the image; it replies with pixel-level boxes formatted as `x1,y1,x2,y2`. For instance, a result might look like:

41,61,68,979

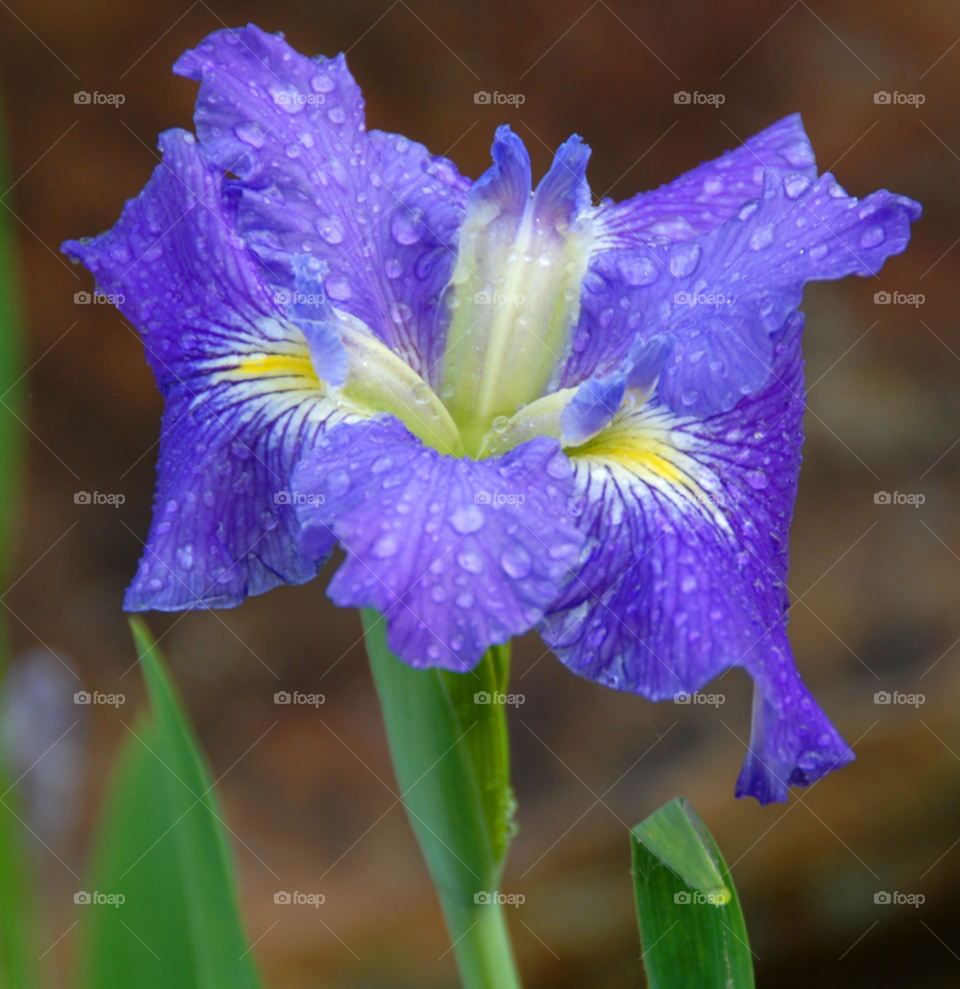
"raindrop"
669,242,701,278
860,225,885,248
783,173,811,199
749,224,775,250
456,549,484,574
500,546,532,579
372,534,399,558
235,122,266,147
616,255,658,286
390,208,424,245
316,215,344,243
327,470,351,496
449,504,485,534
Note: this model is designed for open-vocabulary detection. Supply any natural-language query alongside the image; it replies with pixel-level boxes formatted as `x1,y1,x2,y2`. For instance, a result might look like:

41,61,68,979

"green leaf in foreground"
0,762,38,989
631,796,754,989
81,619,263,989
362,609,521,989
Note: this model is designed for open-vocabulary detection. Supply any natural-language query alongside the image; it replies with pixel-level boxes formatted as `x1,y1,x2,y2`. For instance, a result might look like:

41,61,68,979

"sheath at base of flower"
63,24,920,803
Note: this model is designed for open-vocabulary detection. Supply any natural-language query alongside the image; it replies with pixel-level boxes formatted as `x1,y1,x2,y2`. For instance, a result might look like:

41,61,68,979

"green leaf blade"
632,796,754,989
83,620,263,989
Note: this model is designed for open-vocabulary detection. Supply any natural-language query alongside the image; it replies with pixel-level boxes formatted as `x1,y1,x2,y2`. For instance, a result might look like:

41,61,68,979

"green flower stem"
439,898,521,989
361,610,522,989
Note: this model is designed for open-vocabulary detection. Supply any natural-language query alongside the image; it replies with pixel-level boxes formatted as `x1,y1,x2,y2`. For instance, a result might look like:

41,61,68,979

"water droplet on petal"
449,504,485,534
669,242,701,278
176,545,194,570
745,469,769,490
325,276,352,301
500,546,532,579
545,452,572,480
311,73,335,93
327,106,346,124
749,224,775,250
385,258,403,279
316,215,344,244
372,534,399,558
860,225,885,248
616,255,658,287
327,470,351,496
235,122,266,147
390,208,424,245
783,173,811,199
456,549,484,574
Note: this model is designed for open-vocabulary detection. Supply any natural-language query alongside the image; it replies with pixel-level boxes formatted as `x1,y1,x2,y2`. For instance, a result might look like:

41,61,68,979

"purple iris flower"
63,25,920,804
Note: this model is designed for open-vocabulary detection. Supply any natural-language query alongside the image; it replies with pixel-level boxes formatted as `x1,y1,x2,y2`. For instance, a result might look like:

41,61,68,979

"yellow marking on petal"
569,408,731,532
576,431,686,488
234,352,321,388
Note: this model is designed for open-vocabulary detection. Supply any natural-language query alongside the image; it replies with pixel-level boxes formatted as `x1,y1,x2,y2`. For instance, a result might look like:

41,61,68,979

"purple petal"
291,417,584,670
597,113,817,247
736,664,854,804
470,125,532,223
560,372,625,445
62,128,338,610
174,25,471,382
531,133,592,230
566,169,921,415
541,312,852,802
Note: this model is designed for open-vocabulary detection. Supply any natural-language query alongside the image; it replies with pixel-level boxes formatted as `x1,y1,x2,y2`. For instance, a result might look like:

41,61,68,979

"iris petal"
62,129,343,609
175,24,470,381
568,166,921,415
291,416,584,670
543,313,853,803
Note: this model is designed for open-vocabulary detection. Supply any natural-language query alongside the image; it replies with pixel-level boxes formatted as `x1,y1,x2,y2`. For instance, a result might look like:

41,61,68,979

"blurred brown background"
1,0,959,985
